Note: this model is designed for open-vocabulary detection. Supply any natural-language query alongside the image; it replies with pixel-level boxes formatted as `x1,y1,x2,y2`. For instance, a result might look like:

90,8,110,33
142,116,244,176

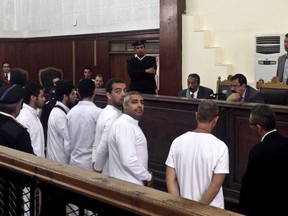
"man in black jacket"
178,73,214,99
239,104,288,215
127,40,157,94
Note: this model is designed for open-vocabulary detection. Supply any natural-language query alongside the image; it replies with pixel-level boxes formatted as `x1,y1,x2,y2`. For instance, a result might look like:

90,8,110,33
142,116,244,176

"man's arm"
166,166,180,197
199,173,226,205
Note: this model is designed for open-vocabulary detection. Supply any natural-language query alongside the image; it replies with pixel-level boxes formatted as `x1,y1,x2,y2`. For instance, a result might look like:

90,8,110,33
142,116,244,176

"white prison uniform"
108,114,152,185
92,105,122,175
46,101,71,164
67,101,102,170
165,131,229,209
17,103,45,157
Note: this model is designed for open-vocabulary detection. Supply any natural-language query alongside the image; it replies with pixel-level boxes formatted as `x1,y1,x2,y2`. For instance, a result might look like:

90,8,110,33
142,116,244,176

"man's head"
55,80,77,108
284,33,288,53
249,104,276,137
0,83,25,117
94,73,104,88
196,99,219,124
105,78,127,110
2,61,11,74
83,67,93,79
132,40,146,58
78,78,95,100
230,73,247,96
23,83,46,109
187,73,200,93
123,91,144,120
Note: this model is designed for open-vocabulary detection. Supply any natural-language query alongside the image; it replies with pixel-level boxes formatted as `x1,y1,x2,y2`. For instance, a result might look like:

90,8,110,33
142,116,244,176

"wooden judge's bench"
94,91,288,212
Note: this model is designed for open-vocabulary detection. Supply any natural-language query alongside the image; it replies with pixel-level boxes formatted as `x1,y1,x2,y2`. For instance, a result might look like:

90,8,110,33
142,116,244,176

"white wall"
183,0,288,92
0,0,159,37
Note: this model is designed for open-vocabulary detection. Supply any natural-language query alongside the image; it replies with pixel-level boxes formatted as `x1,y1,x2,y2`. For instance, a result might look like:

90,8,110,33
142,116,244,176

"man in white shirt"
108,91,153,186
92,78,126,175
46,80,77,164
165,100,229,209
17,83,46,157
67,78,102,170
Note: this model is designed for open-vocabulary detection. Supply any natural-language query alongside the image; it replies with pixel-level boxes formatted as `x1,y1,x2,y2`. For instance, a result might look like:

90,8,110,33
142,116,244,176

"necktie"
5,73,8,82
191,93,194,98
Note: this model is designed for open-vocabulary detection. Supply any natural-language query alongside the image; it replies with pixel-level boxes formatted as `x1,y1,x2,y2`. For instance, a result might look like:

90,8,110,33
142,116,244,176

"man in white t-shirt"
165,99,229,209
92,78,126,175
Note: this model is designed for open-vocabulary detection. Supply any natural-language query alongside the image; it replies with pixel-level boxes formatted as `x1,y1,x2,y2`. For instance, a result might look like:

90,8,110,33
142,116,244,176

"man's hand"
145,68,156,75
226,93,242,102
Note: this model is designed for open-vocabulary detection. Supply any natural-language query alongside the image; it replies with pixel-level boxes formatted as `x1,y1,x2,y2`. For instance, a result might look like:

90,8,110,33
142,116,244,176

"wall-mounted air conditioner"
254,34,285,82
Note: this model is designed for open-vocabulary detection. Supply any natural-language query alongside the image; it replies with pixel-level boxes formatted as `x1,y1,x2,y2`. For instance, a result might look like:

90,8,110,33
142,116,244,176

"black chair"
38,67,63,94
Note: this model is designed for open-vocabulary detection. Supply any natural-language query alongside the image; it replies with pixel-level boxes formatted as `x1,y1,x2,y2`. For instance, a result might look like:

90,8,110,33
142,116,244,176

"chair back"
216,75,232,100
38,67,63,94
10,67,29,86
257,76,288,105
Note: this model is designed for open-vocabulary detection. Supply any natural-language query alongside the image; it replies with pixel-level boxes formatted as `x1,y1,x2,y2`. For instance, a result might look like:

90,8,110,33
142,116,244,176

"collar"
261,129,277,142
0,111,15,120
23,103,38,116
135,54,146,61
56,101,70,113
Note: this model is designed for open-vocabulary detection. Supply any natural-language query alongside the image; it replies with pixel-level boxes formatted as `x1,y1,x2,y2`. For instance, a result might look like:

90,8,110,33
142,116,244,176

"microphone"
210,90,228,97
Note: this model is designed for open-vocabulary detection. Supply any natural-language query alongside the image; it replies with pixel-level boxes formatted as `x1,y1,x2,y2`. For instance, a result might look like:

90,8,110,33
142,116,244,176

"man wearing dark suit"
0,61,27,87
226,73,265,103
178,73,213,99
0,83,35,216
239,105,288,215
276,33,288,84
127,40,157,94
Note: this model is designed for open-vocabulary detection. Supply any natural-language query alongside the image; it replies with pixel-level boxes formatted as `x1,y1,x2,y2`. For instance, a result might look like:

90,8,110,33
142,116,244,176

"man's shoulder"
178,89,187,97
199,85,213,92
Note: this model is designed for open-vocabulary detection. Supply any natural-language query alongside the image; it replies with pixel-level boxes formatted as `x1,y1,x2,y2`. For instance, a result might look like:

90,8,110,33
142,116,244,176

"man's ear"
106,92,111,100
195,112,198,121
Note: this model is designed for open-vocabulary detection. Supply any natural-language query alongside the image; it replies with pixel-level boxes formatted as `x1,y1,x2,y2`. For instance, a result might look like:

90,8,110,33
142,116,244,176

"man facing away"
276,33,288,84
127,40,157,94
239,104,288,215
108,91,153,187
165,99,229,209
226,73,265,103
46,80,77,164
17,83,46,157
92,78,126,175
178,73,214,99
67,78,102,171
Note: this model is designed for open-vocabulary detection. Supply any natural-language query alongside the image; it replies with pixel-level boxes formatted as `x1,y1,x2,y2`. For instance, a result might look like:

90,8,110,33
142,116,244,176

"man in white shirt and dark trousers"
92,78,127,175
108,91,153,187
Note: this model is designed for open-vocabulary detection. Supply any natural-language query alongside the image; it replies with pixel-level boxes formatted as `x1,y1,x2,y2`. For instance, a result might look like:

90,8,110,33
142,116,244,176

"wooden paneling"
159,0,185,96
95,40,109,83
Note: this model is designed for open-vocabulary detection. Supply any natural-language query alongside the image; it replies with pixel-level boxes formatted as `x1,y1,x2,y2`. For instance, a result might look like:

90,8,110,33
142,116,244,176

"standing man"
108,91,153,186
127,40,157,94
83,66,93,80
0,83,34,154
67,78,102,171
276,33,288,84
165,100,229,209
178,73,214,99
226,73,265,103
17,83,46,157
239,105,288,215
46,80,77,164
92,78,126,175
0,83,35,216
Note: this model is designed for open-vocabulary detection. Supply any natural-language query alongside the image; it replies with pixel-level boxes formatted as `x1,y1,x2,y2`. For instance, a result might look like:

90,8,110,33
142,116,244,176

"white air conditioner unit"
254,34,285,82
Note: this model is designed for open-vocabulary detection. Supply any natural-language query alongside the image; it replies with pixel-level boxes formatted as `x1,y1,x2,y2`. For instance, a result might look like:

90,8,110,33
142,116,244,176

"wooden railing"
0,146,242,216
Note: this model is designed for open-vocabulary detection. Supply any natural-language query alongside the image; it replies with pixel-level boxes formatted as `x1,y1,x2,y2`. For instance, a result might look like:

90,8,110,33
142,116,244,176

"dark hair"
105,78,125,93
231,73,247,85
84,66,92,71
2,61,11,68
55,80,74,101
285,33,288,38
77,78,95,99
197,99,219,123
250,104,276,131
188,73,200,84
23,83,43,104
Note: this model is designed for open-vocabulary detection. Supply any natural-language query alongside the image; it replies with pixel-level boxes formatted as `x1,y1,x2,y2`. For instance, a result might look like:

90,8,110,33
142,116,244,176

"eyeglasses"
231,84,241,88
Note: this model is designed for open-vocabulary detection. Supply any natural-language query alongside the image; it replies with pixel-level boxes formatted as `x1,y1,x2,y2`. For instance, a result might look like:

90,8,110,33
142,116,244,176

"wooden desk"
94,92,288,211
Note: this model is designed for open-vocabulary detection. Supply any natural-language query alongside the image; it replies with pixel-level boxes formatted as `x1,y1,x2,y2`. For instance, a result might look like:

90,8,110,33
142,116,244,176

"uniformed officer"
0,83,34,154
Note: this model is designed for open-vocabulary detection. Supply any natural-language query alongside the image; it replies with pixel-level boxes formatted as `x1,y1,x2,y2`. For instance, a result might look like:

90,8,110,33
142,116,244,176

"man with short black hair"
47,80,77,163
178,73,213,99
127,40,157,94
226,73,265,103
17,83,46,157
276,33,288,84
